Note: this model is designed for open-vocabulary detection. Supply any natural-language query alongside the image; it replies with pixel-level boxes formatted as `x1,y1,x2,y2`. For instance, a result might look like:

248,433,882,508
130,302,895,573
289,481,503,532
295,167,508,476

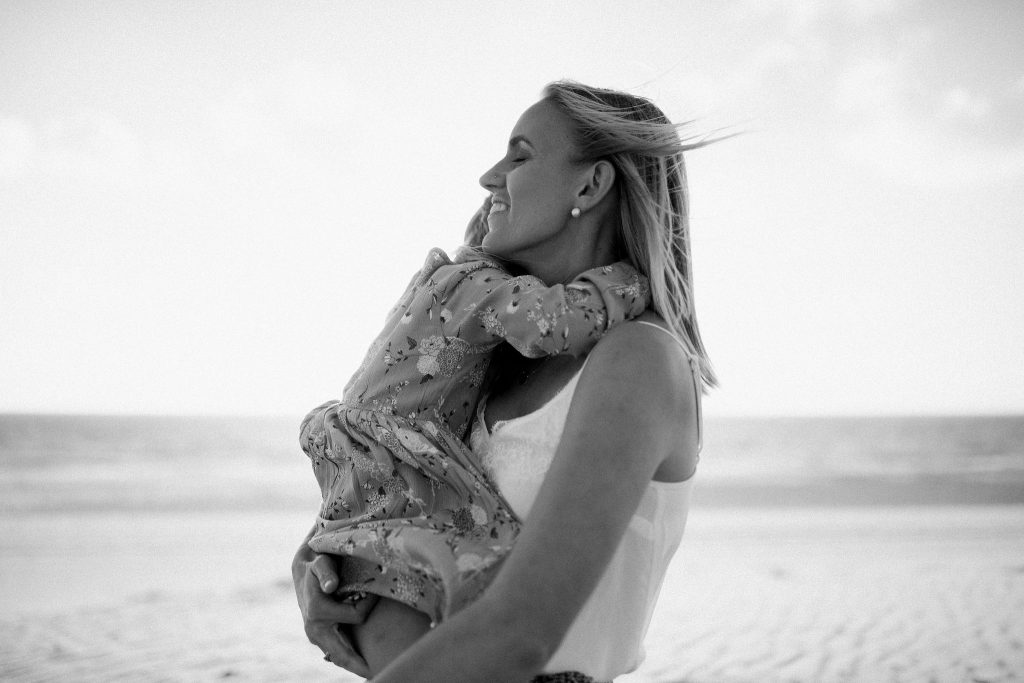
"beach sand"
1,506,1022,682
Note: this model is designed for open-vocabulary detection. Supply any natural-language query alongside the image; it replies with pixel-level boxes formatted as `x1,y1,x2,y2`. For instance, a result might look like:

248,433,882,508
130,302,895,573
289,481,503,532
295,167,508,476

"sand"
1,506,1022,682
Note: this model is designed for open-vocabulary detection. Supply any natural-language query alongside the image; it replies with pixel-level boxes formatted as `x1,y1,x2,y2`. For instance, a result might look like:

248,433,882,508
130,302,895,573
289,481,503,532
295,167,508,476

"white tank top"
468,322,700,679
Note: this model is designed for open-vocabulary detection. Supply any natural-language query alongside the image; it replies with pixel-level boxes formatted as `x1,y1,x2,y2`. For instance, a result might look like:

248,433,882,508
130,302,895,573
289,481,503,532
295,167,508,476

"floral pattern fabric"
301,247,649,623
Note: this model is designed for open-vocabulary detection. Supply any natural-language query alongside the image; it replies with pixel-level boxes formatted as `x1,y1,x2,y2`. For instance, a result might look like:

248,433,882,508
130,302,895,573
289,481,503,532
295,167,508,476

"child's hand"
464,196,491,247
293,542,379,675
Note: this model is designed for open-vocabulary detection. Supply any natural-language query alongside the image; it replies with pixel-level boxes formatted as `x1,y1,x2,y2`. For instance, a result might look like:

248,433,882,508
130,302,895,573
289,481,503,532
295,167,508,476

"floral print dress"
300,247,649,623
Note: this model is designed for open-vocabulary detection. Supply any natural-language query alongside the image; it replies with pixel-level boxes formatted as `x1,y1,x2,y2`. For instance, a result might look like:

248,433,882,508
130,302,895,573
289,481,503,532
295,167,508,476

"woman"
292,80,715,681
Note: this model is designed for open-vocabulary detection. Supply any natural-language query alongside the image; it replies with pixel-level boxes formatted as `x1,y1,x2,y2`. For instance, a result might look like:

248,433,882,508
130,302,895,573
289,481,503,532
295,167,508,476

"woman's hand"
292,534,379,676
464,196,491,247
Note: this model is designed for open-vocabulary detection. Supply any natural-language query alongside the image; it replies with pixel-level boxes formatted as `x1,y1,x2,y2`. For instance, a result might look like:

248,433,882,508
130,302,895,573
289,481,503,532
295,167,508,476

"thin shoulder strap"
633,321,704,453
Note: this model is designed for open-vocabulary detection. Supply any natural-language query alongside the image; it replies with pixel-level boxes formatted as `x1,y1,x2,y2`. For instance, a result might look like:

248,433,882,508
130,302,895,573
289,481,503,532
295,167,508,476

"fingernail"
322,580,336,592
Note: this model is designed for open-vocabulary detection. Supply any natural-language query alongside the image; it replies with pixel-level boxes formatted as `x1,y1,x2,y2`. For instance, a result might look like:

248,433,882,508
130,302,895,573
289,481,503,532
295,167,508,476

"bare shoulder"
580,312,700,476
587,312,696,401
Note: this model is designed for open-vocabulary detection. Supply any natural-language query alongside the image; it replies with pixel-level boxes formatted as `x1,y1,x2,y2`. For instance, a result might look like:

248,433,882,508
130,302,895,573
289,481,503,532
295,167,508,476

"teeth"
489,201,509,215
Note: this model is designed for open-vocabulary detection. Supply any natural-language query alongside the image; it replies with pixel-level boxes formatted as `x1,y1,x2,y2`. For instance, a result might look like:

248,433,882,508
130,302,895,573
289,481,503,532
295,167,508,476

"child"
299,211,649,627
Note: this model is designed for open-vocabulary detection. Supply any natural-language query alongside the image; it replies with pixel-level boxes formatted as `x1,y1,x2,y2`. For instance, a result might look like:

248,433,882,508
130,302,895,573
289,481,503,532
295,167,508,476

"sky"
1,0,1023,417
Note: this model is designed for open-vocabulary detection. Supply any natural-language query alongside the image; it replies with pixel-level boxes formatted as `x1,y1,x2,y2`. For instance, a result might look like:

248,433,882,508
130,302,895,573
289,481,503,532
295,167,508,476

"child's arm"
446,262,650,358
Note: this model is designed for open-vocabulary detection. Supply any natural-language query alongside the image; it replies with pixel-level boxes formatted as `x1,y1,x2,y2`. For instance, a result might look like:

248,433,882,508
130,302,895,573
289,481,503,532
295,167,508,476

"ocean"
1,414,1022,515
2,414,1023,680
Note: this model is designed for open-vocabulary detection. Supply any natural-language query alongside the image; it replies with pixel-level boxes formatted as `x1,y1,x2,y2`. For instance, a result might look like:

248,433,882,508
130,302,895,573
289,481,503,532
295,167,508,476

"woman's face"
478,100,585,263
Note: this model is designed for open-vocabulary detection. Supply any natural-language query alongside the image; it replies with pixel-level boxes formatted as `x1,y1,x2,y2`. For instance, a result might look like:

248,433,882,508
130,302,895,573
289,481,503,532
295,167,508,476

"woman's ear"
575,159,617,212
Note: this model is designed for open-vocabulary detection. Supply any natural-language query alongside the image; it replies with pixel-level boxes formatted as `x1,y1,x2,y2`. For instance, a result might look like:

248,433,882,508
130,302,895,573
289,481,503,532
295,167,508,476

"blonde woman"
293,80,715,682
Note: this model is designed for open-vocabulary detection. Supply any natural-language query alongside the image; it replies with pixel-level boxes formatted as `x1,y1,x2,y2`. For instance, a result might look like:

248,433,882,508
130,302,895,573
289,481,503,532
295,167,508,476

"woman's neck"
515,221,621,284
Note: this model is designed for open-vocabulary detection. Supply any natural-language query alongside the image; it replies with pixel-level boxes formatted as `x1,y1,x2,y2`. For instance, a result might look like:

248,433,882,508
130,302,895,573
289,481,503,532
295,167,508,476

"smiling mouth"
488,200,509,216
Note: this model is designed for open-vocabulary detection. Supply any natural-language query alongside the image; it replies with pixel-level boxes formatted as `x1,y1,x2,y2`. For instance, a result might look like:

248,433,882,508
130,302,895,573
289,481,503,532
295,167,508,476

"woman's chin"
481,233,504,255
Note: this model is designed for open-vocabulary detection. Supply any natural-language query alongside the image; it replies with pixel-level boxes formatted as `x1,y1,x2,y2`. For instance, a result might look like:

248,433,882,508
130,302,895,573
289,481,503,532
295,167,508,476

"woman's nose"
478,159,504,191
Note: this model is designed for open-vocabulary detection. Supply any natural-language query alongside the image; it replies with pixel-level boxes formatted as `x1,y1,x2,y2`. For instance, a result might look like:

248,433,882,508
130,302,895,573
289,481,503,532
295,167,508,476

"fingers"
464,198,491,248
478,196,492,227
301,578,367,622
306,622,371,677
309,554,340,593
301,558,379,624
348,592,380,620
305,591,379,624
297,553,380,676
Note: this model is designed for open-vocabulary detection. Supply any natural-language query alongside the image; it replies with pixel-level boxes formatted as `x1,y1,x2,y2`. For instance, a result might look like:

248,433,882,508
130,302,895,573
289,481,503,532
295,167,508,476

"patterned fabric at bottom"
302,402,520,624
531,673,602,683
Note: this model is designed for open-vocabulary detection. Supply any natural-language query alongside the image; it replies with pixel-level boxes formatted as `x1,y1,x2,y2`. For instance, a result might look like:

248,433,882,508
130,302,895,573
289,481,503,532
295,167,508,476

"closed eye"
507,136,533,164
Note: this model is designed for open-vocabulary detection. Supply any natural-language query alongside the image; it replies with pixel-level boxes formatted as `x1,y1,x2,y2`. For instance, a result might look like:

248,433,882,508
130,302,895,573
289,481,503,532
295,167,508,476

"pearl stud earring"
570,207,581,218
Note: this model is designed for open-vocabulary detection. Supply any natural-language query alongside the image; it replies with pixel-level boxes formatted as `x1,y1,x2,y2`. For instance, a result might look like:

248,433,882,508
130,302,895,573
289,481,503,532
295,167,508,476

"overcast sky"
1,0,1022,417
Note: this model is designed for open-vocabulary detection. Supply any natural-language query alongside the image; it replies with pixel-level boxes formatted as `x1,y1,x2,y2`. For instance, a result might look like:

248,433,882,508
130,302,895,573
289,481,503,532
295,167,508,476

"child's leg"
349,596,433,675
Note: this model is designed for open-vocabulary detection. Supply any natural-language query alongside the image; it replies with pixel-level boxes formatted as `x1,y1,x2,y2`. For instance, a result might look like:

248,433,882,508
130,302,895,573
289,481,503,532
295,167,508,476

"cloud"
835,74,1024,187
839,117,1024,187
938,87,991,121
715,0,903,126
40,109,140,176
832,51,1024,187
0,110,141,182
206,60,352,156
833,56,902,117
0,61,356,187
732,0,903,37
0,116,36,179
844,0,901,23
2,60,358,211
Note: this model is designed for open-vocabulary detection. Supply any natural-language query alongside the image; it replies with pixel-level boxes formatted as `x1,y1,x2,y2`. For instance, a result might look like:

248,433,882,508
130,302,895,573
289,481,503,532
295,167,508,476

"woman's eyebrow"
508,134,534,149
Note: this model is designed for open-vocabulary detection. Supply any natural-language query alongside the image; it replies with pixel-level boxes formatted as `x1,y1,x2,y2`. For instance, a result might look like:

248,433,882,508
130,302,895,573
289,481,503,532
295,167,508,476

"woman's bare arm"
372,320,700,682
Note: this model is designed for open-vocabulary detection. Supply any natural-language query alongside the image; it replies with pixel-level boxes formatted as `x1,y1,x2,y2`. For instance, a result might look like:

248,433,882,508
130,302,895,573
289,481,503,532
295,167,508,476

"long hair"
542,80,719,392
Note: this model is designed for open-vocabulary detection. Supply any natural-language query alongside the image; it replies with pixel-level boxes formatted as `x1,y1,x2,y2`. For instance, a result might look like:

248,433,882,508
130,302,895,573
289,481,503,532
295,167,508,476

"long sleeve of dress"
443,261,650,358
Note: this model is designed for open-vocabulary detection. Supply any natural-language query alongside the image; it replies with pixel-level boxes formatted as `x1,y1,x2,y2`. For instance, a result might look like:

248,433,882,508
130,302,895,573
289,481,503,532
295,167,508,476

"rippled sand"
1,506,1022,682
626,506,1024,683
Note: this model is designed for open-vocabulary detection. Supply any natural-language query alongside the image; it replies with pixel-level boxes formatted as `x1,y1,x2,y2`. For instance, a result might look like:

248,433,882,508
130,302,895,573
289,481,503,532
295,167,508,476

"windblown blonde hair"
543,80,718,391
